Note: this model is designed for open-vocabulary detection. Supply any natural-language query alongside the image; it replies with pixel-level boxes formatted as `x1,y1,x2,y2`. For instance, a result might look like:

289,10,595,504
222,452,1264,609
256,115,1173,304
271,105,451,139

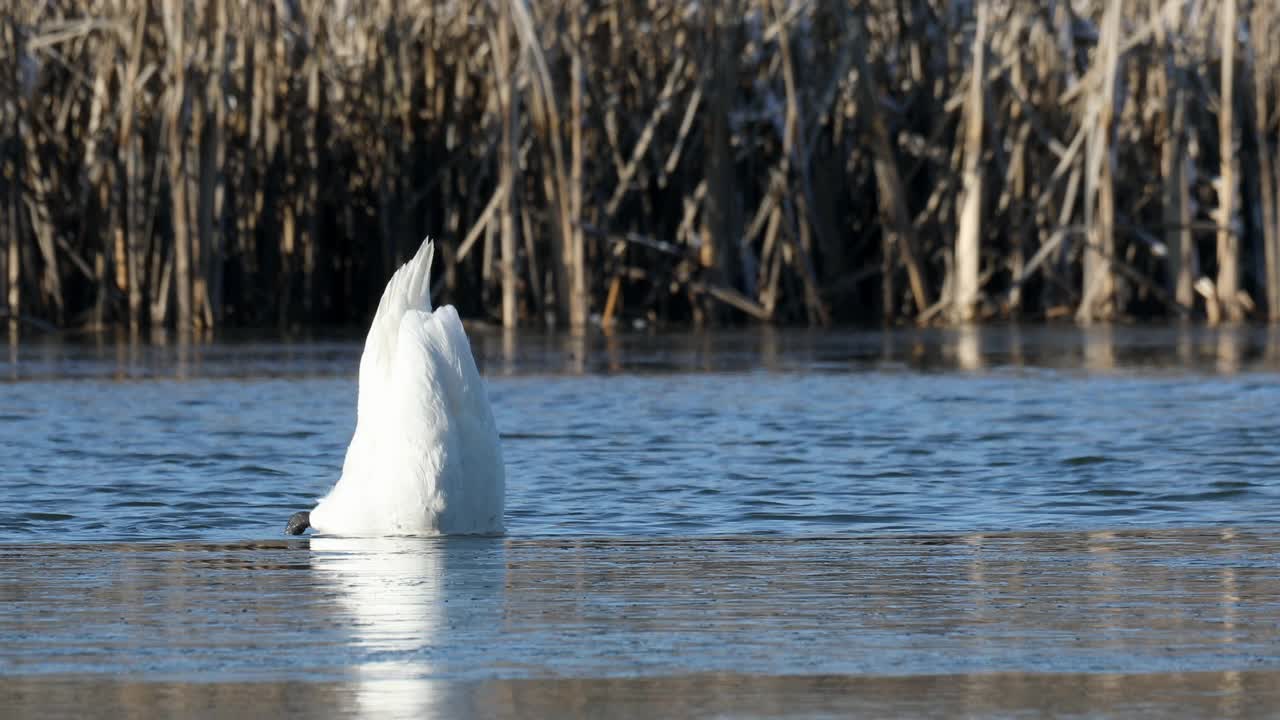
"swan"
285,238,505,536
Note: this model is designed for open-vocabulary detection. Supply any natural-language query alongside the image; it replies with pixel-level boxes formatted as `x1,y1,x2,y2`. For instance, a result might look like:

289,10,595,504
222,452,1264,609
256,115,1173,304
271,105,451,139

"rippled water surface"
2,326,1280,540
4,325,1280,717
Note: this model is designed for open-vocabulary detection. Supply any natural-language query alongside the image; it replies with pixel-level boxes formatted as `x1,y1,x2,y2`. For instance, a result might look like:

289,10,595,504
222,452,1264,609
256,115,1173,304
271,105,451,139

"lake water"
3,325,1280,717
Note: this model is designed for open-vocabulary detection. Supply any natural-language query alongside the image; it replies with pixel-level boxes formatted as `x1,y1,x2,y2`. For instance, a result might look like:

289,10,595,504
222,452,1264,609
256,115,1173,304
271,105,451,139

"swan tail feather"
378,238,434,320
357,238,437,419
403,239,434,313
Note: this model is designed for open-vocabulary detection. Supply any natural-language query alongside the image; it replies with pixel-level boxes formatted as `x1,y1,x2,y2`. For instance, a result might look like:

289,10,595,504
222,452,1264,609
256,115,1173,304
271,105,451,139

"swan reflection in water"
309,536,507,718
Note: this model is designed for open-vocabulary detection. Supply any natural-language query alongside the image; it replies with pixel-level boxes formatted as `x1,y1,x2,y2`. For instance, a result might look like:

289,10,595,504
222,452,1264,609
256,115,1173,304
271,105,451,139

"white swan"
286,238,505,536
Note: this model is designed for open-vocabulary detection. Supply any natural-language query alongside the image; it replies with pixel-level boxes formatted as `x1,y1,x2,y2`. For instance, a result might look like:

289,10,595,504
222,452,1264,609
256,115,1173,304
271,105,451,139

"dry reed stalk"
850,10,929,320
1,15,17,325
568,1,586,329
1258,4,1280,320
1155,0,1195,310
1077,0,1122,325
494,0,518,329
772,0,828,326
509,0,580,328
162,0,190,330
702,0,741,326
953,0,988,323
1216,0,1242,323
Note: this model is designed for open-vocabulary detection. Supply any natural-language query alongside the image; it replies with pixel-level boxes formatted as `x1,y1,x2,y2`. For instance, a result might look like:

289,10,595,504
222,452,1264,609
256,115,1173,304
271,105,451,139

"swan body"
303,239,505,536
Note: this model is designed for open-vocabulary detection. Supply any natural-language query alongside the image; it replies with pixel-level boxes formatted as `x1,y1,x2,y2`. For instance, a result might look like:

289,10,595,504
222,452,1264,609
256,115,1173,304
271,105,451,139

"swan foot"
285,511,311,535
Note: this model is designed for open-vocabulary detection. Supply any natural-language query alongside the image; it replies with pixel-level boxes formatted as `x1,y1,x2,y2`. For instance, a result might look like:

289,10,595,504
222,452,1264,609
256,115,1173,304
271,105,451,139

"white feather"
309,238,505,536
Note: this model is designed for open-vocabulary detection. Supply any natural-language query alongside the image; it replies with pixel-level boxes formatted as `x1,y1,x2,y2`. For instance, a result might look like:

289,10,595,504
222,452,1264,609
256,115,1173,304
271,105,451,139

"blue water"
2,326,1279,542
5,326,1280,718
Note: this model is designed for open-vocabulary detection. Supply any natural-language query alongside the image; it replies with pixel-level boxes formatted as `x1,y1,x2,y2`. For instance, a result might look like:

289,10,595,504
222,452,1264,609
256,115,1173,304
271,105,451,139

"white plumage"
307,239,505,536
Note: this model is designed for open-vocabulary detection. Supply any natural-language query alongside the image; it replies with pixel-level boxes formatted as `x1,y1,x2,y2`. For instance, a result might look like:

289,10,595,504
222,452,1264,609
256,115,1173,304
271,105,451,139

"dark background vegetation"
0,0,1277,332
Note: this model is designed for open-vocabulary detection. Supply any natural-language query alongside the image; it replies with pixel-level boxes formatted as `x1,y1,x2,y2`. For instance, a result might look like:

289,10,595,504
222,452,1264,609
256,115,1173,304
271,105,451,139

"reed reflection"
954,324,984,371
1216,327,1243,374
500,328,518,377
1082,324,1115,371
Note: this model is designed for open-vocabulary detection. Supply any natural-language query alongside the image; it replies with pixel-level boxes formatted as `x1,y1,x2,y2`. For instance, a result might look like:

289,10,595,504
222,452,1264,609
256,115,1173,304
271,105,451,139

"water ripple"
1,334,1280,542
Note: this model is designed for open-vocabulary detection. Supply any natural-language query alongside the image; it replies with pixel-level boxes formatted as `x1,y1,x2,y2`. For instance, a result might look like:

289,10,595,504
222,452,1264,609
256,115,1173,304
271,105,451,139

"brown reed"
0,0,1277,331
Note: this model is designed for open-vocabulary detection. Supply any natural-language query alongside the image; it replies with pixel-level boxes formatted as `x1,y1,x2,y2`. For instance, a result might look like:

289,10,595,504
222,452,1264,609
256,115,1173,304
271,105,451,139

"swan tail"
379,238,435,318
403,239,435,313
357,238,437,419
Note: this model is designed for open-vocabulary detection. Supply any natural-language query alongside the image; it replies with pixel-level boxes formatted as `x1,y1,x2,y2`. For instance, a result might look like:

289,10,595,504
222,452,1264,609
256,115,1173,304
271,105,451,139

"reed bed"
1,0,1277,331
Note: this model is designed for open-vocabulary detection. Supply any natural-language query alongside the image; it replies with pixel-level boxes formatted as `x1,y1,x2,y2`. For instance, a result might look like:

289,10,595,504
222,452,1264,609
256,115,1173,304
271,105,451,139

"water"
5,326,1280,541
3,532,1280,717
3,325,1280,717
